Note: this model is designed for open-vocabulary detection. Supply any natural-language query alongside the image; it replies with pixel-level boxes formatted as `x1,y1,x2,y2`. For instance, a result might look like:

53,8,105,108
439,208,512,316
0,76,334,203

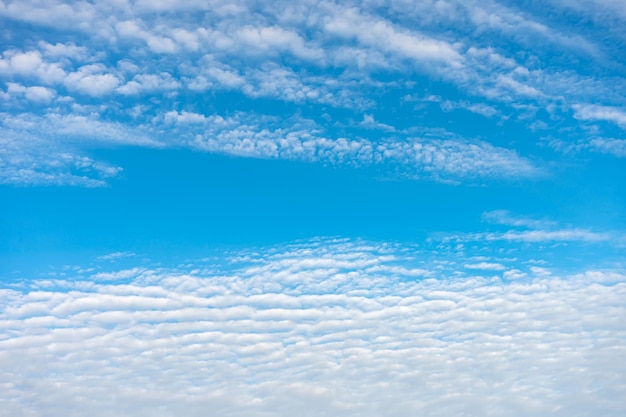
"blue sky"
1,0,626,415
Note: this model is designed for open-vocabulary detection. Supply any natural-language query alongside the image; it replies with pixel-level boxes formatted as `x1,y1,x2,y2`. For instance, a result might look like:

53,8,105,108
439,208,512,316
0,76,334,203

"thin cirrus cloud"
588,137,626,158
0,128,122,187
440,210,621,245
1,238,625,417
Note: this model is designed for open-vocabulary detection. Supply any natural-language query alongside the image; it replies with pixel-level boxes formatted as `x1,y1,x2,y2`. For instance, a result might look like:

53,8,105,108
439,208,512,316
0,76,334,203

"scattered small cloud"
464,262,506,271
96,252,136,261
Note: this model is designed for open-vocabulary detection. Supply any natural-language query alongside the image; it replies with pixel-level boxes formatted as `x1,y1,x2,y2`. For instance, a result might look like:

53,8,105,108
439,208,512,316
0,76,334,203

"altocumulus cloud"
1,239,625,417
5,0,626,185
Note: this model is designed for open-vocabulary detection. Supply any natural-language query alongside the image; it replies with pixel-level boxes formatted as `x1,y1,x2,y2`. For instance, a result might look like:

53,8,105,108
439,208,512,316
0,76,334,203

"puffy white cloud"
1,239,625,416
38,41,90,61
115,20,179,53
503,269,527,280
0,50,66,84
64,64,120,96
3,82,56,103
116,72,181,95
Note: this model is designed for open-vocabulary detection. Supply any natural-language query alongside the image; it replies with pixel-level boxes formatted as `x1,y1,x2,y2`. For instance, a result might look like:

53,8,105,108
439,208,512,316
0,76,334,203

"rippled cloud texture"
2,1,626,416
2,239,625,416
1,0,626,185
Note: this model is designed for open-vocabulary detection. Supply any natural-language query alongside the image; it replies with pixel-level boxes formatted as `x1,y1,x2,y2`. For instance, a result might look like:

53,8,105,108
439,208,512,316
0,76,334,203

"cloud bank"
1,239,625,416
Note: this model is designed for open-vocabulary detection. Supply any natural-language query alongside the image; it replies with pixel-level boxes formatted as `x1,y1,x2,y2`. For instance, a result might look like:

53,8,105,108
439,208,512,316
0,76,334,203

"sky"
0,0,625,415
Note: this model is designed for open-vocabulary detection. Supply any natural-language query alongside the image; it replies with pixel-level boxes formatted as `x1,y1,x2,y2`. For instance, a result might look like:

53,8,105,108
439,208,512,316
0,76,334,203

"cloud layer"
2,239,625,416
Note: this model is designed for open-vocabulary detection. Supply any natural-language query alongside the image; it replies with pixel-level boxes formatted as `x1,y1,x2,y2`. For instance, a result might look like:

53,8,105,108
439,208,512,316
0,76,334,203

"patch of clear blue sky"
2,142,624,275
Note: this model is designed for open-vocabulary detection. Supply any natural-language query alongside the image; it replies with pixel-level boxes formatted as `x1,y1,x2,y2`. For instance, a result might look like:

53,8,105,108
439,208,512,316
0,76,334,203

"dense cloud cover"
2,239,626,416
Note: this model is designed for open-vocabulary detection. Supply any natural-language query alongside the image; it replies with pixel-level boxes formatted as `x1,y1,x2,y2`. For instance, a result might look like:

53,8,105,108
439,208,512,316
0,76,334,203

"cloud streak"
446,211,621,245
0,110,541,186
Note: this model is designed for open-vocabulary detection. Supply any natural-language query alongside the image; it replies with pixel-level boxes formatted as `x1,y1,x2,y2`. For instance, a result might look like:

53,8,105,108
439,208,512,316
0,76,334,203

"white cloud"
0,50,66,84
163,110,215,124
323,6,463,68
547,136,626,159
96,252,137,262
1,239,625,416
589,137,626,157
495,74,544,98
2,107,539,185
0,0,99,30
64,64,120,96
464,0,602,57
3,112,160,147
4,82,56,103
498,229,612,242
503,269,527,280
38,41,90,61
116,72,181,95
573,104,626,129
180,111,540,181
115,20,179,53
91,268,147,282
464,262,506,270
0,0,623,185
0,111,164,186
529,266,552,276
442,211,622,247
454,227,614,244
482,210,557,229
359,114,396,131
233,25,325,62
0,132,121,187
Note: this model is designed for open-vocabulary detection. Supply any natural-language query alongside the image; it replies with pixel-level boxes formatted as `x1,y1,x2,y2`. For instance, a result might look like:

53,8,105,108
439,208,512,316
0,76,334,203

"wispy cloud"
96,251,136,262
589,137,626,157
573,104,626,129
482,210,558,229
464,261,506,270
0,128,122,187
0,110,541,185
449,210,620,244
